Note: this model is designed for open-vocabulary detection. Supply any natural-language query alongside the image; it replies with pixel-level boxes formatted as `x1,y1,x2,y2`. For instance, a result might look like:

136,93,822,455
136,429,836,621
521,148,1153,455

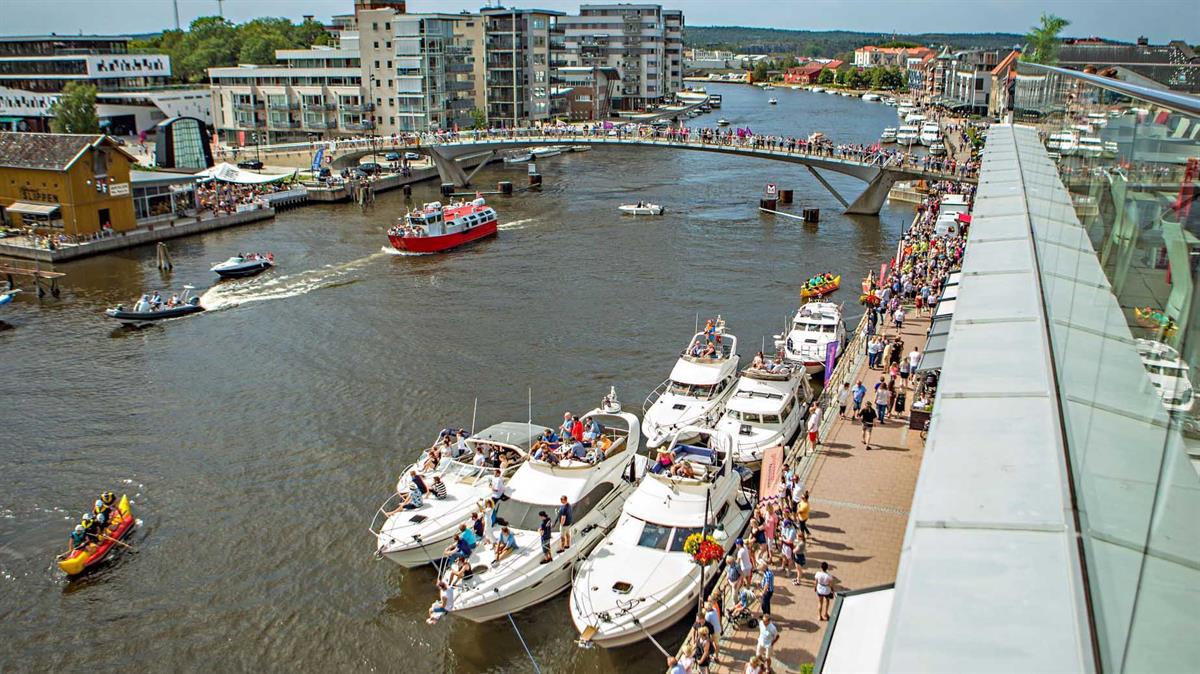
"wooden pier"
0,260,66,298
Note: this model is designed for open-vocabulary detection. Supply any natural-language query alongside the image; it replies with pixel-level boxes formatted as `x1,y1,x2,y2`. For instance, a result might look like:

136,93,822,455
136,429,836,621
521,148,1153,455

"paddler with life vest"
94,491,118,532
66,524,89,555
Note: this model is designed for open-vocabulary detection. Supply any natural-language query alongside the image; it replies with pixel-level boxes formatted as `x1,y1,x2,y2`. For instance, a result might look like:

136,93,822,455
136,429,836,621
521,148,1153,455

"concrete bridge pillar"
427,147,470,187
845,170,901,216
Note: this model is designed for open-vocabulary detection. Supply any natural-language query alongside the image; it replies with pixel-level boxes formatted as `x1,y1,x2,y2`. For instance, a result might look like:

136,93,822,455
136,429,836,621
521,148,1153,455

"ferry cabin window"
795,322,835,333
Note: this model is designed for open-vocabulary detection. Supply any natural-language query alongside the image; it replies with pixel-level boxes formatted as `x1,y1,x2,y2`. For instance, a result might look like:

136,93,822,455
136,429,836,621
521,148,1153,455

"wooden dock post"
156,242,173,271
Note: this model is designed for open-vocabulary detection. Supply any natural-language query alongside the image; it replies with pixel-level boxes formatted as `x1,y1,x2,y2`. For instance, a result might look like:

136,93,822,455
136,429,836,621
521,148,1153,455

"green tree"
817,67,835,85
469,107,487,130
782,55,799,69
49,82,100,134
178,16,241,83
1022,13,1070,65
868,66,885,89
752,60,770,82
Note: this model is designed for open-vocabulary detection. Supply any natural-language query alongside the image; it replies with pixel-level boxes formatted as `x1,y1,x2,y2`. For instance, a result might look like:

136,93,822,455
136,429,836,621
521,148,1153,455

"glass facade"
1009,62,1200,672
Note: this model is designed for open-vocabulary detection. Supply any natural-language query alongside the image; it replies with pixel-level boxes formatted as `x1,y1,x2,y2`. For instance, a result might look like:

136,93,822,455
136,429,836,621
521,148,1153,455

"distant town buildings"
1058,37,1199,93
853,45,935,69
782,59,843,85
0,35,210,135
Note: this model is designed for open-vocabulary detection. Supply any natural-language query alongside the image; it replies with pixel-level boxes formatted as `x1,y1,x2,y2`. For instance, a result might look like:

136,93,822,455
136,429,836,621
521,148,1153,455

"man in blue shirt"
760,566,775,615
852,380,867,414
459,523,478,549
556,495,573,552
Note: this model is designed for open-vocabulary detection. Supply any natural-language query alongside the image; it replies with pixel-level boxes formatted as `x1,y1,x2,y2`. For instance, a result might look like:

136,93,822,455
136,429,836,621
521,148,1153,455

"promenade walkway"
707,310,933,674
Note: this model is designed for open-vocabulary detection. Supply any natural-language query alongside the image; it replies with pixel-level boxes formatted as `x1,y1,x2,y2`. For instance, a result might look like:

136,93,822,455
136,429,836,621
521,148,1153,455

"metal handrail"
1016,61,1200,117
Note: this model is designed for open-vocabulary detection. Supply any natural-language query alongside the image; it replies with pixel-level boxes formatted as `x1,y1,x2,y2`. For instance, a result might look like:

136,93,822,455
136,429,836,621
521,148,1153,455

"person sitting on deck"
430,476,448,499
652,447,674,473
421,447,442,473
134,295,150,313
149,291,163,310
167,294,179,308
492,525,518,563
409,470,430,496
387,481,424,514
91,499,111,531
691,341,704,357
751,351,766,369
581,416,602,446
444,556,474,587
702,342,719,359
531,429,561,454
671,459,696,479
443,533,472,562
80,512,103,546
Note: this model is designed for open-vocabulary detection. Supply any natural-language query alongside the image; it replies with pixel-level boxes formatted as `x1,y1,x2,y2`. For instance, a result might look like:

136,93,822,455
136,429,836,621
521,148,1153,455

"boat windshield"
635,519,703,552
794,322,836,332
726,410,783,424
1146,364,1188,377
666,380,717,398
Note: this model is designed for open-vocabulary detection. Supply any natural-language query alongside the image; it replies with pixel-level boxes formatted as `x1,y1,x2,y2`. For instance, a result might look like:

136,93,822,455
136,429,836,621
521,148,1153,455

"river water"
0,83,908,672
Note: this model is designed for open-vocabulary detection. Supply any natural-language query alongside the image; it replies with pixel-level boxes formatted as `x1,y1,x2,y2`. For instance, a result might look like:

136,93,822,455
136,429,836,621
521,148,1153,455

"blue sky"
2,0,1196,43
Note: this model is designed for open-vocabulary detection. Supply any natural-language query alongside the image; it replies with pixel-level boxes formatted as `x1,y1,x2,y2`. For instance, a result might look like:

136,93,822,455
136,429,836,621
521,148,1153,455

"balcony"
232,101,259,111
344,120,376,131
268,102,299,111
447,80,474,92
234,118,259,129
303,119,336,130
448,98,474,111
267,118,300,129
447,62,473,74
340,103,375,113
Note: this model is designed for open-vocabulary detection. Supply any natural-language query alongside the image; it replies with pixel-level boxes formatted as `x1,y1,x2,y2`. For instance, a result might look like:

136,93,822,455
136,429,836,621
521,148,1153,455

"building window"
374,42,379,49
372,22,378,30
384,22,390,30
386,42,391,49
387,61,392,69
375,60,380,68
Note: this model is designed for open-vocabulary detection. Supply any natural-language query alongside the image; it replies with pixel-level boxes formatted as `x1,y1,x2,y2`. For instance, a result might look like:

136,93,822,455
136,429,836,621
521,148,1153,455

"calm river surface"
0,83,909,672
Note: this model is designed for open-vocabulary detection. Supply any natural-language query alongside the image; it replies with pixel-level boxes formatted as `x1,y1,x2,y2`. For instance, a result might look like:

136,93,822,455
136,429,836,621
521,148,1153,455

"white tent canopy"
196,163,294,184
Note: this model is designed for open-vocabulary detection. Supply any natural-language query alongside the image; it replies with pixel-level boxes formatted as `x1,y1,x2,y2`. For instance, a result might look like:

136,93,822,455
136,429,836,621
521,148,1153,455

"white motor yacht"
503,151,533,164
918,122,941,146
642,318,740,448
896,104,916,118
530,146,565,158
895,125,920,146
716,119,730,126
619,203,664,216
569,426,753,648
880,127,898,144
443,397,647,622
715,357,813,469
776,301,846,375
903,112,926,126
862,93,882,102
810,86,825,93
371,422,549,568
928,141,947,156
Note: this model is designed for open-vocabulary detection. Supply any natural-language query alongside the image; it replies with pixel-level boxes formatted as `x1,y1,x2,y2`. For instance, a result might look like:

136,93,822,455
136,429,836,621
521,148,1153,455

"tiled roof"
0,132,104,171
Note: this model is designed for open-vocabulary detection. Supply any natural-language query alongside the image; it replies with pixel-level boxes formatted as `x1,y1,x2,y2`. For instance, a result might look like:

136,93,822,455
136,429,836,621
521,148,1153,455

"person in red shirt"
570,416,584,442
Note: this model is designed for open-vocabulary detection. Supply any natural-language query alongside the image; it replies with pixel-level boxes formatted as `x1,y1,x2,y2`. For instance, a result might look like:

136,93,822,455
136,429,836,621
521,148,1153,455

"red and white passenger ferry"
387,197,498,254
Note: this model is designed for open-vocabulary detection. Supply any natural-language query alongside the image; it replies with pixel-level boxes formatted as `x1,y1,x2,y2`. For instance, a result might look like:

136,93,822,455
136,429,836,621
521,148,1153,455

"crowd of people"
196,181,290,216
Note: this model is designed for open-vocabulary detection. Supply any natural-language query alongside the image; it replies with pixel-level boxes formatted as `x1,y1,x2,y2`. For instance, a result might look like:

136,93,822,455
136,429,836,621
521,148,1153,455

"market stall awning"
4,201,60,216
195,163,294,184
814,585,895,674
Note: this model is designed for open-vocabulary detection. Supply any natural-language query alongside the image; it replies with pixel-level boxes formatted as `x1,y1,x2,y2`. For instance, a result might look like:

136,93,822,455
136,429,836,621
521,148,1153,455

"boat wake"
380,245,429,257
200,252,385,311
498,217,538,232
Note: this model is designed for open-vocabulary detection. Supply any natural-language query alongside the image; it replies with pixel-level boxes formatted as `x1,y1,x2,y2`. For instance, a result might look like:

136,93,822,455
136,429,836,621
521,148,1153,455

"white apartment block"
555,3,684,111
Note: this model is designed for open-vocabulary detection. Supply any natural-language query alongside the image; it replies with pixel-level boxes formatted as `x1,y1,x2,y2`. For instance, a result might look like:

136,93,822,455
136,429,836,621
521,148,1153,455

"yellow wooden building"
0,132,138,237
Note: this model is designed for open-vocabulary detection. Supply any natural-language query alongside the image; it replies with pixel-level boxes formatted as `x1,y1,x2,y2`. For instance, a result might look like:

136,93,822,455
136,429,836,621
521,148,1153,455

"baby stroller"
726,589,758,629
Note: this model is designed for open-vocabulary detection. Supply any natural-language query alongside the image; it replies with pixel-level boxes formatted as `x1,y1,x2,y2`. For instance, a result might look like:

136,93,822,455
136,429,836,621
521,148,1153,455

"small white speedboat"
211,253,273,279
0,288,19,308
768,98,778,105
530,146,565,158
716,119,730,126
619,203,664,216
503,152,533,164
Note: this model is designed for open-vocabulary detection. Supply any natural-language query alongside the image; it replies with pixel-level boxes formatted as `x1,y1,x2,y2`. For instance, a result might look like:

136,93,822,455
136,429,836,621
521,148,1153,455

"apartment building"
453,15,488,125
208,43,365,144
0,35,208,135
854,45,935,69
481,7,561,128
939,49,1002,114
556,4,684,112
358,7,476,134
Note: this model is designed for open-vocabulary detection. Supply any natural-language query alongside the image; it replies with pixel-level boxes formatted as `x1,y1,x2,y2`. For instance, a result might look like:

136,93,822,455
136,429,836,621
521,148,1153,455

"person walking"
874,384,891,424
815,561,836,621
806,403,822,449
837,382,851,419
859,402,877,450
759,564,776,616
852,380,867,416
756,613,780,667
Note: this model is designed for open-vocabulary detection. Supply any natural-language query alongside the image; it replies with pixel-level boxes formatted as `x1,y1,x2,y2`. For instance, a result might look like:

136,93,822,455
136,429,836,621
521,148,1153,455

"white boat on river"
371,422,548,568
569,426,754,648
619,202,664,216
642,318,740,448
776,301,846,375
715,356,813,469
442,399,646,622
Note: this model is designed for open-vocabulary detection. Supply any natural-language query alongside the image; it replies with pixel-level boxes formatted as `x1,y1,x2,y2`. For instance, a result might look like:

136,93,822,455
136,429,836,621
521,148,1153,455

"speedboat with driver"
715,355,813,469
211,252,274,279
618,202,664,216
642,317,740,448
775,301,846,375
105,286,204,324
569,426,753,648
371,421,548,568
440,392,647,622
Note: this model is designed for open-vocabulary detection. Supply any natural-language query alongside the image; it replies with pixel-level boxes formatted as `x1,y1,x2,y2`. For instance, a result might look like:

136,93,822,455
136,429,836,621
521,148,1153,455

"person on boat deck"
702,342,719,359
690,340,705,357
653,447,674,473
443,533,472,562
768,352,785,372
671,460,696,478
751,351,766,369
409,470,430,496
471,447,487,467
134,295,150,313
388,481,423,514
444,556,474,587
457,523,479,550
559,412,575,442
531,428,561,454
430,476,448,499
150,291,163,309
167,294,179,308
453,430,469,459
92,499,113,531
67,525,89,553
421,447,442,473
582,416,603,446
492,525,518,563
566,438,588,461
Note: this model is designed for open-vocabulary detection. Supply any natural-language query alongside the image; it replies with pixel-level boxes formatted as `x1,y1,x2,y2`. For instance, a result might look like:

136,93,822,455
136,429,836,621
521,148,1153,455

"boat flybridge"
895,125,920,146
715,355,814,469
642,318,740,448
443,393,648,623
776,301,846,375
880,127,898,143
918,122,941,146
371,422,550,568
570,426,754,648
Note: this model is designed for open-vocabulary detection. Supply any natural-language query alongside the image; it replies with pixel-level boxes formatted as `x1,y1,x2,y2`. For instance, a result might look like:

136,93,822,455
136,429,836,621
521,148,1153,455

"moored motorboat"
768,98,778,105
776,301,846,375
569,145,592,153
58,494,134,576
862,93,882,102
895,125,919,146
530,146,566,158
569,426,753,648
503,151,533,164
0,288,19,307
716,119,730,126
371,422,549,568
618,202,664,216
928,141,947,156
715,356,813,469
441,396,647,623
880,127,898,144
387,197,498,254
642,317,740,448
105,286,204,323
211,253,274,279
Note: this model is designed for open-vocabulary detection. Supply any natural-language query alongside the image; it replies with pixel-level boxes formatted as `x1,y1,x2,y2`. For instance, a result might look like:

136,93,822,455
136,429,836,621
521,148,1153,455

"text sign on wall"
109,183,130,197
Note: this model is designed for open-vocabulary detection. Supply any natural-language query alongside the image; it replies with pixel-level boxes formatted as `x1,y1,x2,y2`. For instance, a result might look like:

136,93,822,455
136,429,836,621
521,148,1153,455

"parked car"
403,151,421,161
358,162,383,174
384,152,402,162
237,159,264,170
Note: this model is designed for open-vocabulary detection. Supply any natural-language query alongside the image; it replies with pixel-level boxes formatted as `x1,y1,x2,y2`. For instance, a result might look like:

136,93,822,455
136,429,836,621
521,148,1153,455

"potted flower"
682,532,724,566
